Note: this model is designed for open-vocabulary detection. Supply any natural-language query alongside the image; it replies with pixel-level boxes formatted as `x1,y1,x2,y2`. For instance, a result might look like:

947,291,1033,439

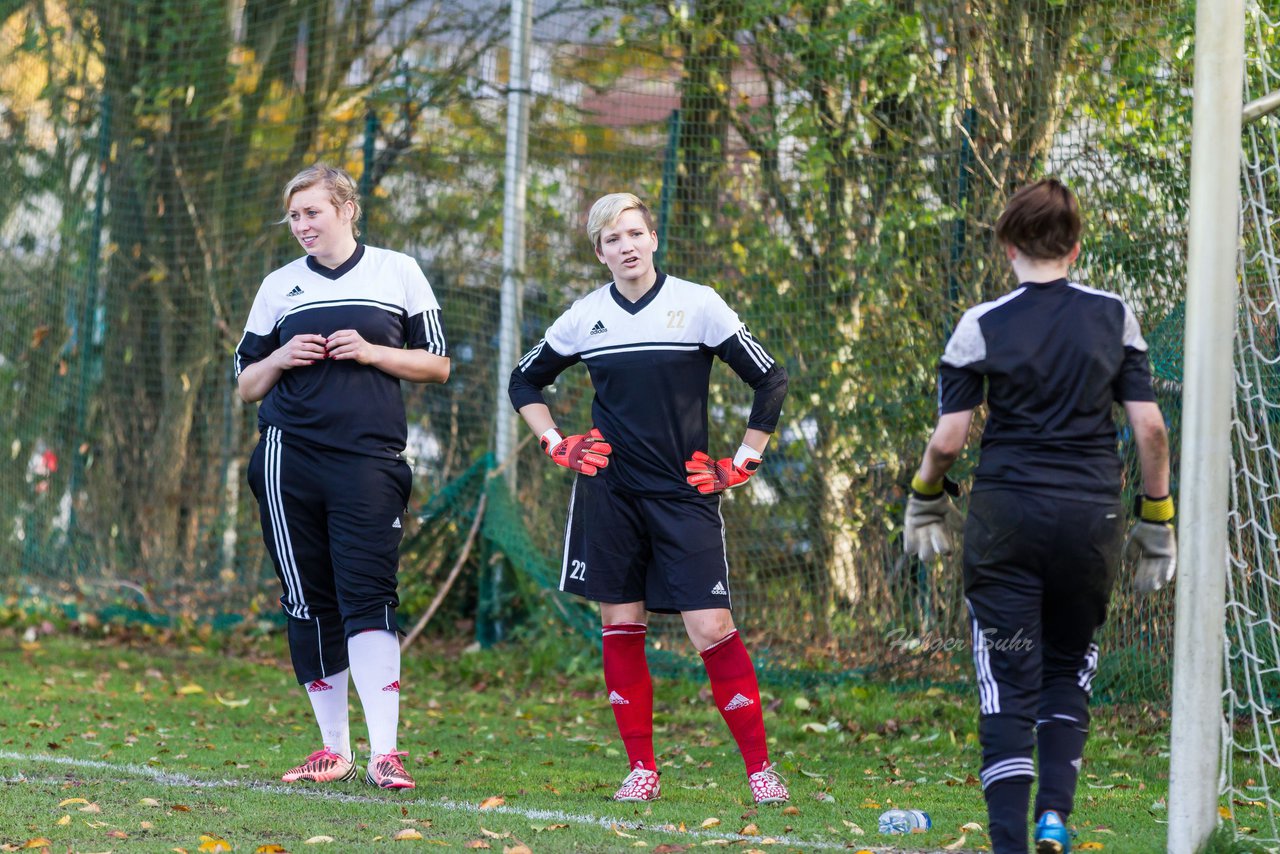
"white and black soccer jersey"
937,278,1156,499
235,245,447,458
509,272,788,498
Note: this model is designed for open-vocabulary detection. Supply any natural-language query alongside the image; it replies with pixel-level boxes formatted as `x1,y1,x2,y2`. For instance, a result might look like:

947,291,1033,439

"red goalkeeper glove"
541,428,612,476
684,445,761,495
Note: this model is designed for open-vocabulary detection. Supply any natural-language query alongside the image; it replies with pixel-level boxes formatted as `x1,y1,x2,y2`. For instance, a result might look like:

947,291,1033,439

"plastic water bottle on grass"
877,808,932,834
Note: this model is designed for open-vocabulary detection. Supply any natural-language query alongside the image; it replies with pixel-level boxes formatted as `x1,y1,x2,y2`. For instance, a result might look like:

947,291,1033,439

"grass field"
0,620,1210,852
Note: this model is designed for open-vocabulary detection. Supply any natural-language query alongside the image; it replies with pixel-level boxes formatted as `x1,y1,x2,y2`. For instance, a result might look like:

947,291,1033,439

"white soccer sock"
303,669,351,761
348,629,401,759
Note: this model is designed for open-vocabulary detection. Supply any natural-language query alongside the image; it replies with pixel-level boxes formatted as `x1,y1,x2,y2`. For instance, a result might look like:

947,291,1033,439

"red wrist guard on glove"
684,446,761,495
542,428,612,476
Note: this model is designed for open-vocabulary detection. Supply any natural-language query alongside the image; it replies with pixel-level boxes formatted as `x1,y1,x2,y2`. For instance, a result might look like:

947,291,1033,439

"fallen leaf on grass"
464,841,490,850
22,839,54,850
255,846,287,853
198,835,232,852
699,818,720,829
531,824,568,832
55,816,69,826
107,830,128,839
781,806,799,817
215,693,250,708
172,805,192,812
177,684,205,695
479,829,510,839
943,833,969,850
79,803,102,814
812,792,835,803
479,796,505,810
1078,844,1104,851
738,823,760,836
699,841,730,847
394,829,423,841
653,845,690,853
58,798,89,807
139,798,161,807
304,836,335,844
503,846,533,854
612,824,639,839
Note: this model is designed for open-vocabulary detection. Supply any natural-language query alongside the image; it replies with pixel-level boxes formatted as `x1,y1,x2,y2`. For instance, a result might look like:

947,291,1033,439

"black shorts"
560,471,732,614
248,427,412,681
962,488,1123,720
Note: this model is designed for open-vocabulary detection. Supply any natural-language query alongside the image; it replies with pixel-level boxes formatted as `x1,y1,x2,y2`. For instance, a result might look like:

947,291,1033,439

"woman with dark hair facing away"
905,178,1175,853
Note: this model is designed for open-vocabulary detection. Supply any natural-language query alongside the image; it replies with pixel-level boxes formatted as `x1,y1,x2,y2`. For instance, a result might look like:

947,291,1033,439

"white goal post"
1167,1,1246,852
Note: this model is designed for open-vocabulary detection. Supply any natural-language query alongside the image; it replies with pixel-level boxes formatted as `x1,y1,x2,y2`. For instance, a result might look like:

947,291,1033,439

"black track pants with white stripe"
248,427,412,684
962,488,1123,853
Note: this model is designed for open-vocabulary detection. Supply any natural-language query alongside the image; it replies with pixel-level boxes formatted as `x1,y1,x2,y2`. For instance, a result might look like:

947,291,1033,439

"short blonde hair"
281,163,363,238
587,193,656,250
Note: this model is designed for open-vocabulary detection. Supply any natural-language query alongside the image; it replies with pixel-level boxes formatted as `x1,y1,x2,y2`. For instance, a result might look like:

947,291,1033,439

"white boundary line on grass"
2,751,873,851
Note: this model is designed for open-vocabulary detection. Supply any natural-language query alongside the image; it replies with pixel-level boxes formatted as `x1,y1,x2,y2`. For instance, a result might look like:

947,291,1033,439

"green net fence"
0,0,1244,701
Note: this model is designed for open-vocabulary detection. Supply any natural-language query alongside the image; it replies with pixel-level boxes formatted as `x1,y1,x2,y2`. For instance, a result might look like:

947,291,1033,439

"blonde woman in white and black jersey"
235,163,449,790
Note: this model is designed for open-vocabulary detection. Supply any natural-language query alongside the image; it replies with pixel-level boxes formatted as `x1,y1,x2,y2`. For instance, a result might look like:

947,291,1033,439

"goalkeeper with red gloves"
508,192,789,806
906,178,1175,854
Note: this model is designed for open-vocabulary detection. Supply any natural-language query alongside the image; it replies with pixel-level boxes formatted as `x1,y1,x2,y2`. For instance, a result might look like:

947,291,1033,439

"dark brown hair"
994,178,1081,260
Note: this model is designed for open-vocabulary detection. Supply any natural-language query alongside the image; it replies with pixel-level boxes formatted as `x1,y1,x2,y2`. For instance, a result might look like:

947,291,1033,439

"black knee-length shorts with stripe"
962,488,1124,786
248,427,412,684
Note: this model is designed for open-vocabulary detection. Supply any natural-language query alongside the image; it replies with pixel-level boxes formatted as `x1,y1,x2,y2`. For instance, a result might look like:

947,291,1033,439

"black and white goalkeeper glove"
1125,494,1177,594
904,475,963,563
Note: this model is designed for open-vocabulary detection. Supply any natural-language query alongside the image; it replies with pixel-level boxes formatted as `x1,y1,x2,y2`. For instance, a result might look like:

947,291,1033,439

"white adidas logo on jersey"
724,693,753,711
392,518,401,529
609,690,629,705
590,320,607,335
710,581,727,596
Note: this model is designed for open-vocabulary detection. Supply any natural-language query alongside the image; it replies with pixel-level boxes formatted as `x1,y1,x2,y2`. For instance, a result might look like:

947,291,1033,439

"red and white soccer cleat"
281,747,357,783
748,762,790,805
613,761,661,802
365,750,416,789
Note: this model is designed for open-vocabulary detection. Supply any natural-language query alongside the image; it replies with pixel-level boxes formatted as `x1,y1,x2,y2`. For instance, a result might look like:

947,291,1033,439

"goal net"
1223,2,1280,841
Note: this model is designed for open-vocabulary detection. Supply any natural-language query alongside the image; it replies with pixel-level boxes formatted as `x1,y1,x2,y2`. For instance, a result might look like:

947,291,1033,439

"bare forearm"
918,442,959,485
741,428,771,455
1125,400,1171,497
518,403,557,438
237,361,284,403
368,346,450,384
1135,422,1170,496
915,410,973,486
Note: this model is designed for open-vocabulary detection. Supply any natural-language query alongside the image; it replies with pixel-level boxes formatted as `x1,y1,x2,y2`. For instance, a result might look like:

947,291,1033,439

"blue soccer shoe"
1035,810,1071,854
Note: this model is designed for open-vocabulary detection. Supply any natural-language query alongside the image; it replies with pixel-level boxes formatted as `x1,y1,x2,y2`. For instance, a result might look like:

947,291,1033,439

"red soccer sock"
701,630,769,773
602,623,656,771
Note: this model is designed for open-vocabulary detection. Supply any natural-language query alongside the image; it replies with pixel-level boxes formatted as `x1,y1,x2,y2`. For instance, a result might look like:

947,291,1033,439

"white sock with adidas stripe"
349,629,401,759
